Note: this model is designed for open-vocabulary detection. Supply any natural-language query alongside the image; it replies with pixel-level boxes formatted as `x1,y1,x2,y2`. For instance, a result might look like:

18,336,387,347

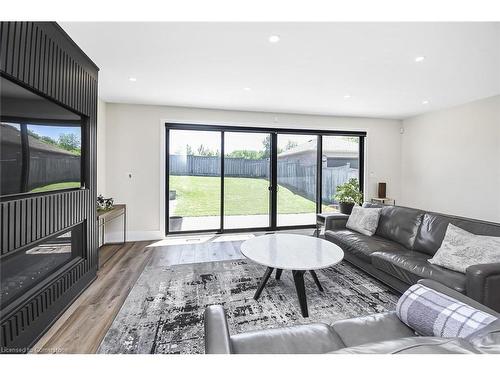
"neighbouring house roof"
278,137,359,158
0,122,78,157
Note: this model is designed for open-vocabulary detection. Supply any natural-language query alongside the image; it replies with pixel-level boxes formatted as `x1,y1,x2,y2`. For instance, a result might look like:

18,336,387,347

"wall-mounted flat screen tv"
0,76,84,197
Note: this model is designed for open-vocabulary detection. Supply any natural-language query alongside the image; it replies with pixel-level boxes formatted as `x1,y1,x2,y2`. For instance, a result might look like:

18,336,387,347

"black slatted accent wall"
0,22,99,351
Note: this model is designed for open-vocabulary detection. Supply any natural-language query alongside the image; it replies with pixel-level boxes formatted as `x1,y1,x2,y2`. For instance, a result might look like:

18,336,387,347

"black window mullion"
359,136,365,198
220,131,224,233
316,134,322,214
270,132,278,229
165,127,170,235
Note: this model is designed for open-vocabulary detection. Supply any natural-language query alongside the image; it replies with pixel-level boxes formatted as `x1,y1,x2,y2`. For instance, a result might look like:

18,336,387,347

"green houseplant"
333,178,363,214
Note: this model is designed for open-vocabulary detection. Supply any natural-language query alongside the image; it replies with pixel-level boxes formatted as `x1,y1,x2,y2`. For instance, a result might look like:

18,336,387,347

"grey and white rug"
98,242,399,354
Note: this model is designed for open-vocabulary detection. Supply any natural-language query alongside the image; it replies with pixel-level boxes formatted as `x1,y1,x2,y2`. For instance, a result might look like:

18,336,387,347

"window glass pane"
277,134,317,226
224,132,270,229
169,129,221,232
321,136,360,212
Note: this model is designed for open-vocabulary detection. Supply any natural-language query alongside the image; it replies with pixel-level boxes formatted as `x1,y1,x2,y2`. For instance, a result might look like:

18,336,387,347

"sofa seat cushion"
331,312,416,347
371,250,467,293
325,229,408,263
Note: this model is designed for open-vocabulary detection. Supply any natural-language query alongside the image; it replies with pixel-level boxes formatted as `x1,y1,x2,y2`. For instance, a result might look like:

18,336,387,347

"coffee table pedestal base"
253,267,323,318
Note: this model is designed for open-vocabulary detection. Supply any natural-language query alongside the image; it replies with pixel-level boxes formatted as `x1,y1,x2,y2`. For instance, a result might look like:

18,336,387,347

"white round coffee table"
240,234,344,317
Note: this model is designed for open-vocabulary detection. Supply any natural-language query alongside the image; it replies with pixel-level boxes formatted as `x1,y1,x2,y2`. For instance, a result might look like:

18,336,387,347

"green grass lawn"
170,176,319,216
30,181,81,193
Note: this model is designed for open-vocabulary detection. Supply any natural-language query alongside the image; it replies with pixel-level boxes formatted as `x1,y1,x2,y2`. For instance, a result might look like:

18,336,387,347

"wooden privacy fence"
169,154,357,203
28,156,81,190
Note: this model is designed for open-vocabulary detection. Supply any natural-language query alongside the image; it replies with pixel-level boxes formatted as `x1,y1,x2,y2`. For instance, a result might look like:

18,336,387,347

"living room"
1,0,500,373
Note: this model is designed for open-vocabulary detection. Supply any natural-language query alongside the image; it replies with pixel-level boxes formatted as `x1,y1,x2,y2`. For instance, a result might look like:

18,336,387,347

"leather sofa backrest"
413,213,500,256
375,206,424,250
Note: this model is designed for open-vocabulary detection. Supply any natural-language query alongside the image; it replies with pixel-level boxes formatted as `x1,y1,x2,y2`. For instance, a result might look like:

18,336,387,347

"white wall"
400,95,500,222
97,99,107,196
103,104,402,240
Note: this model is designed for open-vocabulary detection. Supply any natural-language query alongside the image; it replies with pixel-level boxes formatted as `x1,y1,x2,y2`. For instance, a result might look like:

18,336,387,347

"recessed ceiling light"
415,56,425,63
128,77,137,82
269,35,280,43
422,100,429,105
343,94,351,99
243,87,252,91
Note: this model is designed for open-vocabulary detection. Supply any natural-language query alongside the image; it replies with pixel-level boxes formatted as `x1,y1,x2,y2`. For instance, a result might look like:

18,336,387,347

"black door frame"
165,122,366,235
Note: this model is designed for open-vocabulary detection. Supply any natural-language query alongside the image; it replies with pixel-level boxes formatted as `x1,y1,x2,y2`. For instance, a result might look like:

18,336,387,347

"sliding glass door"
276,134,318,226
224,132,271,229
166,124,365,234
168,129,221,232
321,135,361,213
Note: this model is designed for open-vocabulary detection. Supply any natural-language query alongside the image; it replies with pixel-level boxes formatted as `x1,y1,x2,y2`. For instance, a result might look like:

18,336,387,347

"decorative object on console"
396,283,497,338
97,194,114,211
333,178,363,214
378,182,387,198
428,224,500,273
346,206,382,236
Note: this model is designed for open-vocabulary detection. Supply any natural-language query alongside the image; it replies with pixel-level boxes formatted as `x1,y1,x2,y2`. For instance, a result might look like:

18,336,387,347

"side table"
316,212,347,237
371,198,395,205
97,204,127,246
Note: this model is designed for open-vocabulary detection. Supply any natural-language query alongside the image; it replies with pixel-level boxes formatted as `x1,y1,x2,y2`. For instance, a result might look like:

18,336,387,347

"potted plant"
333,178,363,214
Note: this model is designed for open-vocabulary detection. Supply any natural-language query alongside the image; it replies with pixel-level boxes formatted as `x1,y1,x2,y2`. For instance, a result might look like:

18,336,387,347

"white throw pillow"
428,224,500,273
346,206,381,236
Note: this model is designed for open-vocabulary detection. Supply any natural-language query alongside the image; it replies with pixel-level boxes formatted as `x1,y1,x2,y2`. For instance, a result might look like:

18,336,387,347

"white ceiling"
60,22,500,119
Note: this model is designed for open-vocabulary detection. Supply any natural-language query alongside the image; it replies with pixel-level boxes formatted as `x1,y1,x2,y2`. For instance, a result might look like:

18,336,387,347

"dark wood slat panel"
0,22,8,71
8,202,15,250
1,205,7,253
20,199,26,247
5,23,14,75
26,197,32,245
18,22,26,81
27,23,36,87
11,23,20,76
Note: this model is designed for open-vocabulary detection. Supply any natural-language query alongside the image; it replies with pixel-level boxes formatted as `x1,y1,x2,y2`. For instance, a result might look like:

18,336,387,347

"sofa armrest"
324,213,349,231
418,279,499,316
466,263,500,312
230,323,345,354
204,305,233,354
330,336,480,354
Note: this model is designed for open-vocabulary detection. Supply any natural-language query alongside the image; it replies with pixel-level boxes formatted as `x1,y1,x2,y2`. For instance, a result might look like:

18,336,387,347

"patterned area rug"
98,249,399,354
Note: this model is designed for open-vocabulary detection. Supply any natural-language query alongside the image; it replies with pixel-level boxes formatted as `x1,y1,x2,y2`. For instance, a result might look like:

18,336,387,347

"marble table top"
241,234,344,271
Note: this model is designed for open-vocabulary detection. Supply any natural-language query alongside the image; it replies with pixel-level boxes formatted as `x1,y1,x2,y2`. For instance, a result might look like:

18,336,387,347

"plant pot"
169,190,177,200
170,216,183,231
339,202,355,215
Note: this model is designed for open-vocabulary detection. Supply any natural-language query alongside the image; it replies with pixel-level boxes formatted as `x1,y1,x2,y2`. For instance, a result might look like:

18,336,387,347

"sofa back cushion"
414,213,500,256
375,206,424,249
